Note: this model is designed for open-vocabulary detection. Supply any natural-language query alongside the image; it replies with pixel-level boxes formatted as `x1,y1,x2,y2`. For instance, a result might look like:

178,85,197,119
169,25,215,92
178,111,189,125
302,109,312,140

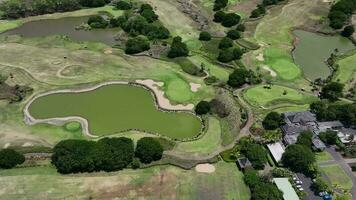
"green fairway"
244,85,316,107
28,84,202,139
334,52,356,84
174,117,222,156
264,48,301,80
321,164,353,191
0,162,250,200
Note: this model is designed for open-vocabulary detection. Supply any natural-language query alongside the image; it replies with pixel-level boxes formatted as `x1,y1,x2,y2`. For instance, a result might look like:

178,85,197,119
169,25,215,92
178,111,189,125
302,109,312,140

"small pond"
293,30,355,81
28,84,202,139
1,16,119,45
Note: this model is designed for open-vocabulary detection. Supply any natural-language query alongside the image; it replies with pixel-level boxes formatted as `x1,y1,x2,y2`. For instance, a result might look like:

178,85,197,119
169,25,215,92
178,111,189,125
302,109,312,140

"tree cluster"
310,101,356,127
139,4,158,23
213,0,228,11
167,36,189,58
281,144,316,174
328,0,356,29
0,0,109,19
250,0,285,18
195,100,211,115
214,11,241,27
217,47,244,63
341,25,355,37
320,82,344,102
243,170,283,200
199,31,211,41
296,131,313,149
319,130,338,145
135,137,163,164
262,112,284,130
113,0,132,10
52,137,163,174
227,68,261,87
125,35,150,54
241,141,267,169
88,15,108,29
0,149,25,169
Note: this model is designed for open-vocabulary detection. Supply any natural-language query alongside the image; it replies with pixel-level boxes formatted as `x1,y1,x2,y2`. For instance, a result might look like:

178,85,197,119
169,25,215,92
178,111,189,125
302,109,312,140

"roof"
273,178,300,200
267,142,285,162
284,134,298,145
312,137,326,149
236,157,252,168
284,111,316,124
318,121,343,129
281,124,308,136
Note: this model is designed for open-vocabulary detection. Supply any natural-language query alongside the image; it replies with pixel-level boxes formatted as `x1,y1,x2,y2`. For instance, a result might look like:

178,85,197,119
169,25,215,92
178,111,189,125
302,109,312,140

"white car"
295,180,303,185
298,188,304,191
296,185,302,188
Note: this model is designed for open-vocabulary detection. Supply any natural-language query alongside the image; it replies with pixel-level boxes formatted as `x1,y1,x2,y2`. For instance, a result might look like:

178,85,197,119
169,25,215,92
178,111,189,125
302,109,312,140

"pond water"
28,84,202,139
293,30,355,81
1,16,119,45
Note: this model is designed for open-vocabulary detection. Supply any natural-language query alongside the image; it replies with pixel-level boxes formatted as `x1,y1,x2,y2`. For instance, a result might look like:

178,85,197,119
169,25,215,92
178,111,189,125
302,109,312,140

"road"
325,147,356,198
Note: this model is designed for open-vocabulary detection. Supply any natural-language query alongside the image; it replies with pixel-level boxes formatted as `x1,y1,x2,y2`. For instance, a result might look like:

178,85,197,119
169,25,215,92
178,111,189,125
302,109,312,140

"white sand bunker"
135,79,194,110
262,65,277,77
195,163,216,173
104,49,113,54
189,83,201,92
256,53,264,61
3,143,10,149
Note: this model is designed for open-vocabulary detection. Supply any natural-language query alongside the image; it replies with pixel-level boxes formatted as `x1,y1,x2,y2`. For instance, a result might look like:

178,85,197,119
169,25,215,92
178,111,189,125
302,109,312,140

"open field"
243,85,316,107
321,164,353,191
334,52,356,85
0,162,250,200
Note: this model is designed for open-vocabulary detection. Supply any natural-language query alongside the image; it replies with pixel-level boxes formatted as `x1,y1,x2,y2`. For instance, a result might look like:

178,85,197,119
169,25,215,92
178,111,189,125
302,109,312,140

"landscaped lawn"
174,117,222,156
320,164,353,191
334,52,356,84
0,162,250,200
244,85,316,107
316,151,333,163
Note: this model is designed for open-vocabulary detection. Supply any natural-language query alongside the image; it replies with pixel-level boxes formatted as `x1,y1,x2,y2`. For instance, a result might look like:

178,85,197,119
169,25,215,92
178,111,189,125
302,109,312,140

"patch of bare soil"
195,163,216,173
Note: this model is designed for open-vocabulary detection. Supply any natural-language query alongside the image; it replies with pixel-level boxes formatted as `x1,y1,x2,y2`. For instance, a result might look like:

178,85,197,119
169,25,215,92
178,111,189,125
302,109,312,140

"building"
283,111,316,126
312,136,326,151
273,178,300,200
267,142,285,163
236,157,252,171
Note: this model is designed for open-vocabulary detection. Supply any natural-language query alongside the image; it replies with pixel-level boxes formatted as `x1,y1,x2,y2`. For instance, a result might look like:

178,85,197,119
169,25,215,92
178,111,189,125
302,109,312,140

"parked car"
295,180,303,185
298,188,304,191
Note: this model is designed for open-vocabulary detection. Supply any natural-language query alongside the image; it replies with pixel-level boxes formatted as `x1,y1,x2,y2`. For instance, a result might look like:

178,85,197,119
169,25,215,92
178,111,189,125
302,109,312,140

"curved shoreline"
23,80,203,139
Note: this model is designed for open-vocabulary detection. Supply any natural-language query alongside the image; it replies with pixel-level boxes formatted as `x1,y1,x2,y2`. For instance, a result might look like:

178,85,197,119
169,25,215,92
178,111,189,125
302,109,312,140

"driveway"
325,147,356,198
296,173,323,200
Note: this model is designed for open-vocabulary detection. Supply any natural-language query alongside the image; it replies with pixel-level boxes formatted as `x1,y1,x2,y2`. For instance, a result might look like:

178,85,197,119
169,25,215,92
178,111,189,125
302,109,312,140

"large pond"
293,30,355,81
1,16,119,45
28,84,202,139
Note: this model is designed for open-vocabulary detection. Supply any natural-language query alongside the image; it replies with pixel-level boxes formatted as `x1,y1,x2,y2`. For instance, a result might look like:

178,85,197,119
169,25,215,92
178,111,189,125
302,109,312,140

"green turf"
244,85,316,107
174,117,222,155
316,151,333,163
321,164,353,191
28,84,202,139
64,121,81,132
334,52,356,84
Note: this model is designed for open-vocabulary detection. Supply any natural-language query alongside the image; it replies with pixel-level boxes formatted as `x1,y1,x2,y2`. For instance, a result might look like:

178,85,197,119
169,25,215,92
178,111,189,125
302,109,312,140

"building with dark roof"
236,157,252,171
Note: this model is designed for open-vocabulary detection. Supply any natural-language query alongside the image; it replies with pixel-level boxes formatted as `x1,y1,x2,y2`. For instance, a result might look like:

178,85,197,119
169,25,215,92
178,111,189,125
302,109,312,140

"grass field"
243,85,316,107
0,162,250,200
316,151,333,163
334,52,356,85
321,164,353,191
174,117,222,156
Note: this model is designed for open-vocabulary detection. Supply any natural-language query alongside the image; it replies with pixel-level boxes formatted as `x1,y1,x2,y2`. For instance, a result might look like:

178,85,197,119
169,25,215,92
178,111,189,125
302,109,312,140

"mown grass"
0,162,250,200
244,85,316,107
334,52,356,84
174,117,222,155
321,164,353,191
316,151,333,163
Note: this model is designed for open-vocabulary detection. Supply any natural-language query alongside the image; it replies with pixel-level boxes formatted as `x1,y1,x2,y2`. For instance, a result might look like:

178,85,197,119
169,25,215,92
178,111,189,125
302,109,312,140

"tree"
135,137,163,164
221,13,241,27
242,143,267,170
199,31,211,41
195,100,211,115
262,112,283,130
233,47,243,60
87,15,108,29
217,48,234,63
321,82,344,101
144,24,170,40
0,0,27,18
243,169,261,187
213,0,228,11
227,68,249,87
213,11,226,22
125,36,150,54
167,36,189,58
319,130,338,145
113,0,132,10
311,176,329,193
251,182,283,200
226,29,241,40
236,24,245,32
281,144,315,174
341,25,355,37
139,4,158,23
0,149,25,169
296,131,313,148
219,37,233,49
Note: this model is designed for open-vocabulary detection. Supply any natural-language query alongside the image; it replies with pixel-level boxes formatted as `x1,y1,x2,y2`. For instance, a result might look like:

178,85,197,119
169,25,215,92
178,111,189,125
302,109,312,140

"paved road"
325,147,356,198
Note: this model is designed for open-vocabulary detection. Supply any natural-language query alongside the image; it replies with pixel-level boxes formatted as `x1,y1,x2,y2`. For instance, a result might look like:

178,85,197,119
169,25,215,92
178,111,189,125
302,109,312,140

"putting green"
244,85,316,107
28,84,202,139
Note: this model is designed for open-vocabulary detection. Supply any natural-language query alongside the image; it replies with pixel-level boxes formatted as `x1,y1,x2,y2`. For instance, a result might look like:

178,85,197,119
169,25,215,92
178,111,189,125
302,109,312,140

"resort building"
273,178,300,200
267,142,285,163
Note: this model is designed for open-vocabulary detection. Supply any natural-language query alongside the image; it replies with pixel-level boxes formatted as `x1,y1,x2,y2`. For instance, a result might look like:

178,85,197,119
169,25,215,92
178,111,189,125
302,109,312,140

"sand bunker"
195,163,216,173
189,83,201,92
104,49,113,54
262,65,277,77
3,143,10,149
256,53,264,61
136,79,194,110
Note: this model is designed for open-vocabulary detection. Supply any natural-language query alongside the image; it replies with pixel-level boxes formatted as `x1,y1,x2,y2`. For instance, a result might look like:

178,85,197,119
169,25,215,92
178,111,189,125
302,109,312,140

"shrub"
125,36,150,54
113,0,132,10
0,149,25,169
195,100,211,115
139,3,158,23
167,36,189,58
320,82,344,101
213,0,228,11
341,25,355,37
236,24,245,32
226,29,241,40
319,130,338,145
88,15,108,29
217,48,234,63
221,13,241,27
213,11,226,22
227,68,249,88
135,137,163,164
199,31,211,41
219,37,233,49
